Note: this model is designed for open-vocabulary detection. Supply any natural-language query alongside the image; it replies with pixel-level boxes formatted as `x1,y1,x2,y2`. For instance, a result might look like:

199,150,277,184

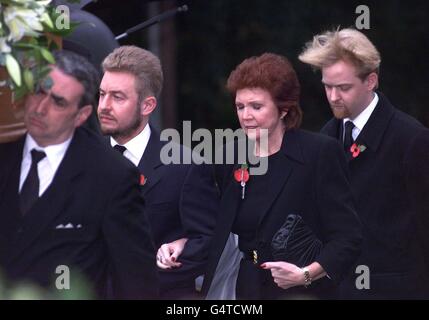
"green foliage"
0,0,77,102
0,268,95,300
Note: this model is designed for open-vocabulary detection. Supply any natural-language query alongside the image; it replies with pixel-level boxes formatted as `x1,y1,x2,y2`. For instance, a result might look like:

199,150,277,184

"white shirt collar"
23,133,73,170
20,133,73,195
343,92,379,140
110,124,151,167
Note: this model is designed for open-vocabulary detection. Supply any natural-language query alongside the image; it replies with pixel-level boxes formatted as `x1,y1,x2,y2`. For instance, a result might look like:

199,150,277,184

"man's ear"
141,96,157,117
366,72,378,91
75,105,93,128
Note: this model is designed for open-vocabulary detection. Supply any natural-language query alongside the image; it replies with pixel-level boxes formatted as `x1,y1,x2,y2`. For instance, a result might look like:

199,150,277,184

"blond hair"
298,28,381,80
102,45,163,101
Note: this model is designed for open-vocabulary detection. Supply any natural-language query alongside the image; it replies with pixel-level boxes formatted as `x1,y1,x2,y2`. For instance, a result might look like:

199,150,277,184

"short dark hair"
53,50,100,108
226,53,302,130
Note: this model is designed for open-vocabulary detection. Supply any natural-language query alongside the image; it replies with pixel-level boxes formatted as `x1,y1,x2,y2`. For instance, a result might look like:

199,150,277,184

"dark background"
83,0,429,132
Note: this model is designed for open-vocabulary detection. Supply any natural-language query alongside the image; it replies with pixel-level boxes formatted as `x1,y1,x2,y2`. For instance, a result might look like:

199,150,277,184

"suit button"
17,228,23,233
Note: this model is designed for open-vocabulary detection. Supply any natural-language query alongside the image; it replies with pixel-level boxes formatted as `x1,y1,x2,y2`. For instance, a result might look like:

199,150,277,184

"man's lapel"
322,93,394,163
340,93,393,166
137,129,163,195
354,93,394,155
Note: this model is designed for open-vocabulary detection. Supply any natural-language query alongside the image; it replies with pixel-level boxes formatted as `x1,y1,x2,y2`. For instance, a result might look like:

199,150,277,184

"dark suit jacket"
321,92,429,299
135,128,219,295
202,129,362,299
0,127,159,299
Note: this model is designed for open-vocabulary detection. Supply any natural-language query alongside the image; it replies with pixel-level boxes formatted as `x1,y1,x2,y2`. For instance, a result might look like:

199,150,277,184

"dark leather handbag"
271,214,323,267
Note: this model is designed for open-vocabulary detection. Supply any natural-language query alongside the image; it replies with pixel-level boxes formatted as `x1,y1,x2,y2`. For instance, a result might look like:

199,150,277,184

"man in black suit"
98,46,218,299
299,28,429,299
0,50,158,299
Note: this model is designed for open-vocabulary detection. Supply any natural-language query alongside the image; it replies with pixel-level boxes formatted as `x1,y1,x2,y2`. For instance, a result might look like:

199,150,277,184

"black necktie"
113,144,127,155
20,149,46,215
343,121,355,152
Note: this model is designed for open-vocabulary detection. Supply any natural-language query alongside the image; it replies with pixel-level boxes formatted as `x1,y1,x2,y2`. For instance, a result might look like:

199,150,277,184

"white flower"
0,0,58,98
36,0,53,6
4,7,45,42
10,0,51,5
0,37,11,53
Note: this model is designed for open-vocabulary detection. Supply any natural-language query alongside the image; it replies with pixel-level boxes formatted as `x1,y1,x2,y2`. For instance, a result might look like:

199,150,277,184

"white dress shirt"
110,125,151,167
343,92,379,141
19,134,73,196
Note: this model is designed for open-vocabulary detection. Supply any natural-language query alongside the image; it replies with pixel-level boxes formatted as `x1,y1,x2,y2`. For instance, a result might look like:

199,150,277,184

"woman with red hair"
202,53,362,299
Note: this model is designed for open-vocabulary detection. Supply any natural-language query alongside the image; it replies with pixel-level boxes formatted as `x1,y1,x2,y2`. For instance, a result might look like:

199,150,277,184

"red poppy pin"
234,163,249,199
350,143,367,158
140,174,147,186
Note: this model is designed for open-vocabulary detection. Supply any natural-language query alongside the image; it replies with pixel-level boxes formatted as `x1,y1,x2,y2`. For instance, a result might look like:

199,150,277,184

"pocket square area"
55,223,82,229
271,214,322,267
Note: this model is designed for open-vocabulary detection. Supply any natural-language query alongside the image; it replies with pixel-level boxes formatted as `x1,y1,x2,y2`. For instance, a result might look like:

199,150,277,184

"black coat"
0,128,159,299
321,92,429,299
135,128,219,295
202,129,362,299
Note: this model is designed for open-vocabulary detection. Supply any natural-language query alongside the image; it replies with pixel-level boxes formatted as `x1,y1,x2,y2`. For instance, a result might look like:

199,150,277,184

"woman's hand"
261,261,304,289
156,237,188,269
261,261,326,289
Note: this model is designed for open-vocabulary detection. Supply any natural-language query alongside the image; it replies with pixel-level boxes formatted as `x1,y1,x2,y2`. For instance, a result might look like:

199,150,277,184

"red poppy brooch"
350,143,367,158
234,163,249,199
140,174,147,186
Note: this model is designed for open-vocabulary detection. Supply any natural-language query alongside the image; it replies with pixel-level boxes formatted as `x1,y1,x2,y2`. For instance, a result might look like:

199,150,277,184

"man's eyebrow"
51,92,68,105
321,80,352,86
321,80,332,86
99,89,127,97
109,90,127,96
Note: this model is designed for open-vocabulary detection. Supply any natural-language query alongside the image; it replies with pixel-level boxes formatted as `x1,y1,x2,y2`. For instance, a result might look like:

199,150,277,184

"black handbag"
271,214,323,267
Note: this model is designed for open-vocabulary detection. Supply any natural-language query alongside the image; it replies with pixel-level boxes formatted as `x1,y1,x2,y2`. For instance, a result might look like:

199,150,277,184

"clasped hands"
156,237,188,269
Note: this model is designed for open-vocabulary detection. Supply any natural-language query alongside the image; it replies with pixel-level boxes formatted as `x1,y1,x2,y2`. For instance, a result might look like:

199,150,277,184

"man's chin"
333,114,346,120
99,127,117,136
26,125,45,138
330,107,348,119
